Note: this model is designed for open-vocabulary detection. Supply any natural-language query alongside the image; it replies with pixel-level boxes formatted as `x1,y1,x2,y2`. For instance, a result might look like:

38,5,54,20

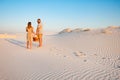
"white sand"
0,27,120,80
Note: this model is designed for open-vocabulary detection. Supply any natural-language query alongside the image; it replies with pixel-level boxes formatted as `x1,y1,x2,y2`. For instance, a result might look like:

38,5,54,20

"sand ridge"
0,27,120,80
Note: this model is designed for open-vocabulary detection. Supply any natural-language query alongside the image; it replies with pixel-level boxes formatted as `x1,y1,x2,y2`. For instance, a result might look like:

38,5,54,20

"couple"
26,18,43,49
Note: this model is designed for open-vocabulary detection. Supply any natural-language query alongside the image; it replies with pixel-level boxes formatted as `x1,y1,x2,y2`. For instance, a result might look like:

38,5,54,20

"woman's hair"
26,22,33,32
37,19,41,23
27,22,32,29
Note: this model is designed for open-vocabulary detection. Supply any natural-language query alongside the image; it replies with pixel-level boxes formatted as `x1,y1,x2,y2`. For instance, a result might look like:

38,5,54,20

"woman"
26,22,34,49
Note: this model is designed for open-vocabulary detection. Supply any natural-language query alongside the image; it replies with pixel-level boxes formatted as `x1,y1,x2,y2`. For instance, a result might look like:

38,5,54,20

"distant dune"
59,26,120,34
0,33,16,38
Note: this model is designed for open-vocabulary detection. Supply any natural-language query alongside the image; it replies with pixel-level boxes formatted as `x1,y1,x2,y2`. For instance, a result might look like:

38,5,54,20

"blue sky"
0,0,120,33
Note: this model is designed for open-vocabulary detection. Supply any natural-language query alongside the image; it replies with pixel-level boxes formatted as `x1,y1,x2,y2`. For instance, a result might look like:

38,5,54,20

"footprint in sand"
94,54,98,56
83,59,87,62
50,47,60,52
73,51,86,57
118,56,120,60
50,47,66,56
116,60,120,69
102,57,106,59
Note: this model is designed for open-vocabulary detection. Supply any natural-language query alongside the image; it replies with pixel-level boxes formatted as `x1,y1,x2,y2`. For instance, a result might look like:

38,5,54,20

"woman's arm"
32,27,35,34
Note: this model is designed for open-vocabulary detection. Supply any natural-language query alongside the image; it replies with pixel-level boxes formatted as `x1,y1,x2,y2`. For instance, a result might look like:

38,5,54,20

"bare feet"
27,47,32,49
38,45,42,48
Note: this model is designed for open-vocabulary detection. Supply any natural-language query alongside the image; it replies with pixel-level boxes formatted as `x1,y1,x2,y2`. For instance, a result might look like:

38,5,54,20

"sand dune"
0,34,16,38
0,27,120,80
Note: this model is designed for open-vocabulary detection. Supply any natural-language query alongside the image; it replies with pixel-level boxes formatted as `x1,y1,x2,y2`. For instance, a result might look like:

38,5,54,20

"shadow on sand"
5,39,26,48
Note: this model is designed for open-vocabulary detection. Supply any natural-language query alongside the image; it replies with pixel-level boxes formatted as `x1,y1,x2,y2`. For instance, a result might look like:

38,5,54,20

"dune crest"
59,26,120,34
59,28,91,34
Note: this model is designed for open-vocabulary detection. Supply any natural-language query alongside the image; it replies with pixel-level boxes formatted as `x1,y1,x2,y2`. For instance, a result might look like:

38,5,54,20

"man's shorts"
38,34,43,39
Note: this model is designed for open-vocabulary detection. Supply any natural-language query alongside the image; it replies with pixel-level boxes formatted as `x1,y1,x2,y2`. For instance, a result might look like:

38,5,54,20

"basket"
33,35,38,42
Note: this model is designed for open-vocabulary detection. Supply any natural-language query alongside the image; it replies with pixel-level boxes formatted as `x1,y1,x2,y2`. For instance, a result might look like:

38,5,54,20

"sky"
0,0,120,33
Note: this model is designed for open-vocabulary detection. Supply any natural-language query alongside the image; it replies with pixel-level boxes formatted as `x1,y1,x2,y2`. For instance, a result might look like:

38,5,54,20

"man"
36,18,43,47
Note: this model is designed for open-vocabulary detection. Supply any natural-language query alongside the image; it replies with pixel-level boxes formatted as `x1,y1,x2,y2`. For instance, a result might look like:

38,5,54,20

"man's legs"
38,34,42,47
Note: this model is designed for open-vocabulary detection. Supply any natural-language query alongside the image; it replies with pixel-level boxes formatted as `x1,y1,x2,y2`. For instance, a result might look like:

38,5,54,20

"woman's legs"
30,41,32,49
27,39,32,49
27,34,33,49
